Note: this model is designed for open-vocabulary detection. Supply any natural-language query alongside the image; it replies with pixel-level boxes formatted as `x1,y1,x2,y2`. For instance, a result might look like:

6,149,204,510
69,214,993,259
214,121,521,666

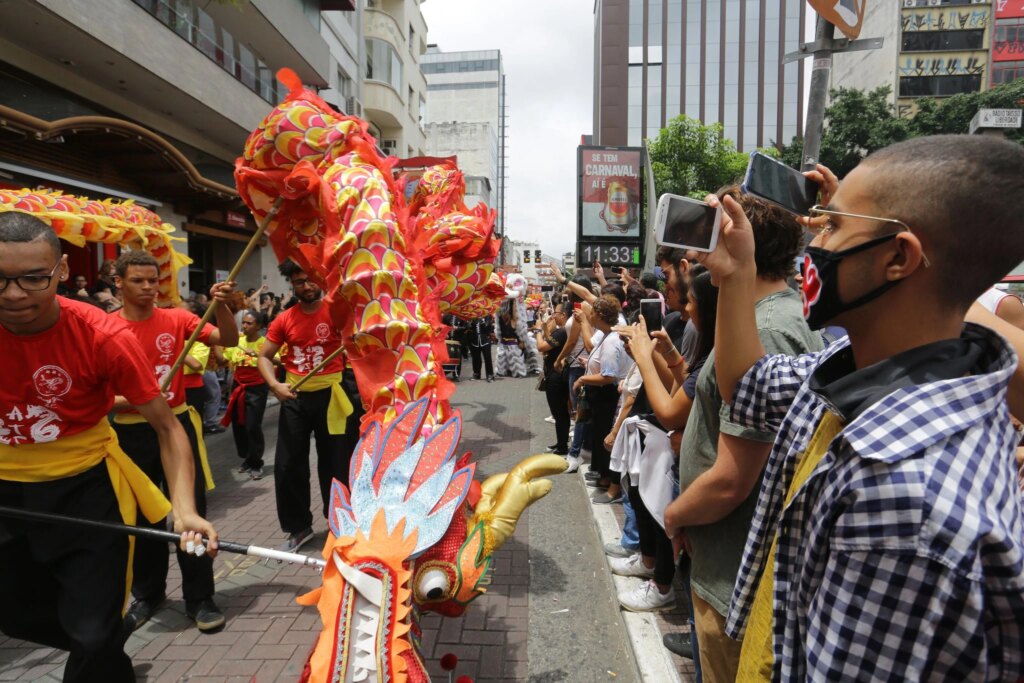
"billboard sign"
578,146,643,239
808,0,866,39
997,0,1024,19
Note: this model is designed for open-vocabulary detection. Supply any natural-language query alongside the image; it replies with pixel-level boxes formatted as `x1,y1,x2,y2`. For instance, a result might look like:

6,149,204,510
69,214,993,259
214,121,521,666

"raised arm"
699,194,765,404
206,281,240,347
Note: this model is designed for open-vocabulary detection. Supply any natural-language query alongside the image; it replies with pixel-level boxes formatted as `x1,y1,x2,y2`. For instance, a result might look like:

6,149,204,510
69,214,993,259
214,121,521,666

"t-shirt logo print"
155,332,176,358
33,365,73,406
315,323,331,341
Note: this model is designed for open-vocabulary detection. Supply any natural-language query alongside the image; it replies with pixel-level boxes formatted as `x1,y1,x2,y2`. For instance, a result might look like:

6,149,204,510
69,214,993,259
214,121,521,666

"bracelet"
667,355,685,369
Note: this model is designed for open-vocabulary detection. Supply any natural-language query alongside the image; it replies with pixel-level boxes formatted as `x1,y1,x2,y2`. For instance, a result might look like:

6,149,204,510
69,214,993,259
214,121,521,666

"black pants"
544,374,571,450
628,485,675,586
588,384,621,483
113,411,213,604
230,383,268,471
469,343,494,378
275,370,363,534
185,386,207,419
0,465,135,682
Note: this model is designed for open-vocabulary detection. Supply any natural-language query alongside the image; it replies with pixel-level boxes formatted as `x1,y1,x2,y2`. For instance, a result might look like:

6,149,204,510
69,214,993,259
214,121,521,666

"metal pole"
0,505,326,570
160,197,284,392
801,15,835,172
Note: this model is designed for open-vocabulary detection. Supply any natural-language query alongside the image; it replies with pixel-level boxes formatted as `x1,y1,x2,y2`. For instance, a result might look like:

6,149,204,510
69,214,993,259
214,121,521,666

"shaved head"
861,135,1024,308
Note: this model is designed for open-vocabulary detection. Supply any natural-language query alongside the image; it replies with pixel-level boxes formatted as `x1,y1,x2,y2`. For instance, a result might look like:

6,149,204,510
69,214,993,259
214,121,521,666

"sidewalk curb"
580,471,684,683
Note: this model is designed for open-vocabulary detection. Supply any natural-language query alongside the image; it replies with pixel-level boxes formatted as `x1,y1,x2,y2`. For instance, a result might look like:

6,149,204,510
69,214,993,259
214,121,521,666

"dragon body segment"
235,71,565,683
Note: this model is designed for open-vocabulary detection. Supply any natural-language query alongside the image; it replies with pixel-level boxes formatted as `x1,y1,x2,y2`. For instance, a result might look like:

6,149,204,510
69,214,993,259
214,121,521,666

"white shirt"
587,330,626,379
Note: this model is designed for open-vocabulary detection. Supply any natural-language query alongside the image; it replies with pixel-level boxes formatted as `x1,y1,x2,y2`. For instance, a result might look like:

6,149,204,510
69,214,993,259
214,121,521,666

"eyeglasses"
0,261,62,292
808,205,931,268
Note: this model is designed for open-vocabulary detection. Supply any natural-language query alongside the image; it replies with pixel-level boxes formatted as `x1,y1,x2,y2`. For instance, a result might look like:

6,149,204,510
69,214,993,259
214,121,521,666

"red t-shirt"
0,297,159,445
116,307,215,409
266,303,344,376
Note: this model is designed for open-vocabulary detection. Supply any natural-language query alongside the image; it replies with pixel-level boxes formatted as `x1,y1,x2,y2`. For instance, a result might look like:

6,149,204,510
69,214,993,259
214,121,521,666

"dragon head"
298,399,566,683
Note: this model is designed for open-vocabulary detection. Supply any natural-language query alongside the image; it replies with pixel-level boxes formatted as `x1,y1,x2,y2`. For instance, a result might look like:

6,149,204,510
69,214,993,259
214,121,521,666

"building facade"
593,0,808,151
0,0,356,296
422,47,507,235
832,1,997,116
993,0,1024,86
363,0,428,158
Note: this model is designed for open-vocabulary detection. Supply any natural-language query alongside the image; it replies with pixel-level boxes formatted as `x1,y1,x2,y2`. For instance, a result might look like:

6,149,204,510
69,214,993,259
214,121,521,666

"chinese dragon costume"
234,69,564,683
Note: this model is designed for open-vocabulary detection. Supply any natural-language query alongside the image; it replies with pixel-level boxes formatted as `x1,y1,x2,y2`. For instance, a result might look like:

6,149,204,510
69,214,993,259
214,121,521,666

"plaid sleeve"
728,350,822,434
802,548,1020,682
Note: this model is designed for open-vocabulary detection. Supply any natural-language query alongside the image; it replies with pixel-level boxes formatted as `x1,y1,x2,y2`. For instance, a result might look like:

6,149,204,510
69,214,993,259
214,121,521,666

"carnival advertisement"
578,146,642,238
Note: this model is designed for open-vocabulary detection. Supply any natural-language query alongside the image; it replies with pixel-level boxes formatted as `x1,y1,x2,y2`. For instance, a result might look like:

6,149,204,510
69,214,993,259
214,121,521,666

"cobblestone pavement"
0,373,641,682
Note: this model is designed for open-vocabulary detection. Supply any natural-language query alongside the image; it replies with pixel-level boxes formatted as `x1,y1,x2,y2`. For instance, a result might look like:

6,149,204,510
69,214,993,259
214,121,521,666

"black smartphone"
741,151,819,216
640,299,663,335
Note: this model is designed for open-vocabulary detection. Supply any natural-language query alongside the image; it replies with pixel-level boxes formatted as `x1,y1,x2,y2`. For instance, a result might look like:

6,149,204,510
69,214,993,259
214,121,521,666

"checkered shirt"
725,324,1024,681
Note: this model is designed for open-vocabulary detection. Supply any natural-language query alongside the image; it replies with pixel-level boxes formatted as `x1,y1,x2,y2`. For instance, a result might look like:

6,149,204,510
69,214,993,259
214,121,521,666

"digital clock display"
576,242,640,267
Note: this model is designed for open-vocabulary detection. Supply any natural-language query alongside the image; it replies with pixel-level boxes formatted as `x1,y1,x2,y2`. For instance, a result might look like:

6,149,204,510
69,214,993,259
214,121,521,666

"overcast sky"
421,0,594,260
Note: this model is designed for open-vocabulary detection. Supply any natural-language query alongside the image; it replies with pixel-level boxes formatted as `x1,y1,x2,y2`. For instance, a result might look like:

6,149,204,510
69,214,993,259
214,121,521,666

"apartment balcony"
363,80,404,129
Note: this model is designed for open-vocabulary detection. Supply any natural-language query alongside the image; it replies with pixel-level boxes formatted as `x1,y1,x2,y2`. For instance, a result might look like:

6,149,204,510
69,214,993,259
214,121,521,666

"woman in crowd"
573,296,628,504
536,303,571,455
615,265,718,634
222,310,275,479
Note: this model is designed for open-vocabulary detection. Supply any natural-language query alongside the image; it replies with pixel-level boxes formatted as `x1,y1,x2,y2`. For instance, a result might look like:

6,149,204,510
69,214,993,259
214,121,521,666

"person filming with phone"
703,135,1024,681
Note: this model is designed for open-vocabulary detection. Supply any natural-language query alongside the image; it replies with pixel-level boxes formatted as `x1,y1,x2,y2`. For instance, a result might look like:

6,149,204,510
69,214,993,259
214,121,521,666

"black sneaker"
124,594,165,632
279,527,315,553
550,447,568,455
663,632,694,659
186,598,226,633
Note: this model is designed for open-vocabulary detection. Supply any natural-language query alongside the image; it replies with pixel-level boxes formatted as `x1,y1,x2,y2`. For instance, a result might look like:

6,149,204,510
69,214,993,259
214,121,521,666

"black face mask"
800,233,902,330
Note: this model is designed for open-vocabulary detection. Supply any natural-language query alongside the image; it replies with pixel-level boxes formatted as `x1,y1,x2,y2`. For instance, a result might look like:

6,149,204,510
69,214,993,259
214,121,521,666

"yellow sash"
0,420,173,611
285,371,354,436
737,412,845,681
112,403,215,491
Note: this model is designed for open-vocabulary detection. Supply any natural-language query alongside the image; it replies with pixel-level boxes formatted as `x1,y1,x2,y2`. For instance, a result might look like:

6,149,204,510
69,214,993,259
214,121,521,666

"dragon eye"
416,568,451,602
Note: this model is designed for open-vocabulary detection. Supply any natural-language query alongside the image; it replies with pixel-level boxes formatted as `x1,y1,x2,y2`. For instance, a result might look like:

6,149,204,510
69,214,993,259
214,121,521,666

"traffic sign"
808,0,866,40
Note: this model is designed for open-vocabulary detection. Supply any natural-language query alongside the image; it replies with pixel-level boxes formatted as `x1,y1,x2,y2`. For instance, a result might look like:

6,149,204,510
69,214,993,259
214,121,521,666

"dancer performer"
503,273,542,375
495,298,527,377
257,260,363,552
112,250,238,633
0,214,216,682
466,314,496,381
222,310,273,479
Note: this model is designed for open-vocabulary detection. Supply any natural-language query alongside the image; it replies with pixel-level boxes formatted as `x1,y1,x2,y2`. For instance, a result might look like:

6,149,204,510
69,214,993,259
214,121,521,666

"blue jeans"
567,366,590,458
620,489,640,550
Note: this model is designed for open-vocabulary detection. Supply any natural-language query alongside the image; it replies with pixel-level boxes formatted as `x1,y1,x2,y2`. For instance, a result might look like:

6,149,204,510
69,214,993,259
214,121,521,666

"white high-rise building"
422,46,507,237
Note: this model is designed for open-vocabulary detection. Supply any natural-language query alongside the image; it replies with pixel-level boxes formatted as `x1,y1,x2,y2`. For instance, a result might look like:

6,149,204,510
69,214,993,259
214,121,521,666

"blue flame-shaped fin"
328,399,473,557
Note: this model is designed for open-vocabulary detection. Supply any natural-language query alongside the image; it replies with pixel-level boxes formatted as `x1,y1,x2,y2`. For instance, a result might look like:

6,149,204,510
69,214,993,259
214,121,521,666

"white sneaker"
565,455,582,473
609,553,655,578
544,415,556,424
618,580,675,612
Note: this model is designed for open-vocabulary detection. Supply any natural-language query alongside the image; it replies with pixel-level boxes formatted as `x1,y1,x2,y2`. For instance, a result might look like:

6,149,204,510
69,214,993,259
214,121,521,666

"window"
901,29,985,52
366,38,403,91
419,95,426,125
992,61,1024,86
421,58,500,74
899,74,983,97
409,24,415,52
408,86,415,116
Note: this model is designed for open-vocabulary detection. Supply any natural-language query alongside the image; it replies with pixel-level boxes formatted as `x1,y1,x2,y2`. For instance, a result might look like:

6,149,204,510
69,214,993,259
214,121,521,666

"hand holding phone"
654,194,722,252
741,152,819,216
639,299,663,335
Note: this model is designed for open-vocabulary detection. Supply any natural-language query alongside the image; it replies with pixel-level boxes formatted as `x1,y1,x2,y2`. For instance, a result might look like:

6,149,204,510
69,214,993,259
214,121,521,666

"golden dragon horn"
471,454,568,556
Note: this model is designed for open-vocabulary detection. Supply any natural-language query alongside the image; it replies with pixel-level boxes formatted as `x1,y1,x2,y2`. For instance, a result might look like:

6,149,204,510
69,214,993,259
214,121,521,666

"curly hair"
592,296,620,326
278,259,304,280
114,249,158,278
718,185,803,281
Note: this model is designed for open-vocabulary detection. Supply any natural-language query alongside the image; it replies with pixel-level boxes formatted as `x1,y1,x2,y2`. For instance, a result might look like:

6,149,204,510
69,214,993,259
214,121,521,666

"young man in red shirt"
112,250,238,633
258,260,363,552
0,214,217,682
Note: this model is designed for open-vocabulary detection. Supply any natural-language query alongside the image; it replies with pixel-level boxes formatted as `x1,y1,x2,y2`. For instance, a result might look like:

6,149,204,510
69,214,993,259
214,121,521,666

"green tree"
774,80,1024,171
646,116,750,199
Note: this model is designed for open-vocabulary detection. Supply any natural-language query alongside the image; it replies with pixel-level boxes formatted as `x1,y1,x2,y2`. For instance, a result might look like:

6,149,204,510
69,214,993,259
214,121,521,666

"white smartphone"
653,193,722,253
